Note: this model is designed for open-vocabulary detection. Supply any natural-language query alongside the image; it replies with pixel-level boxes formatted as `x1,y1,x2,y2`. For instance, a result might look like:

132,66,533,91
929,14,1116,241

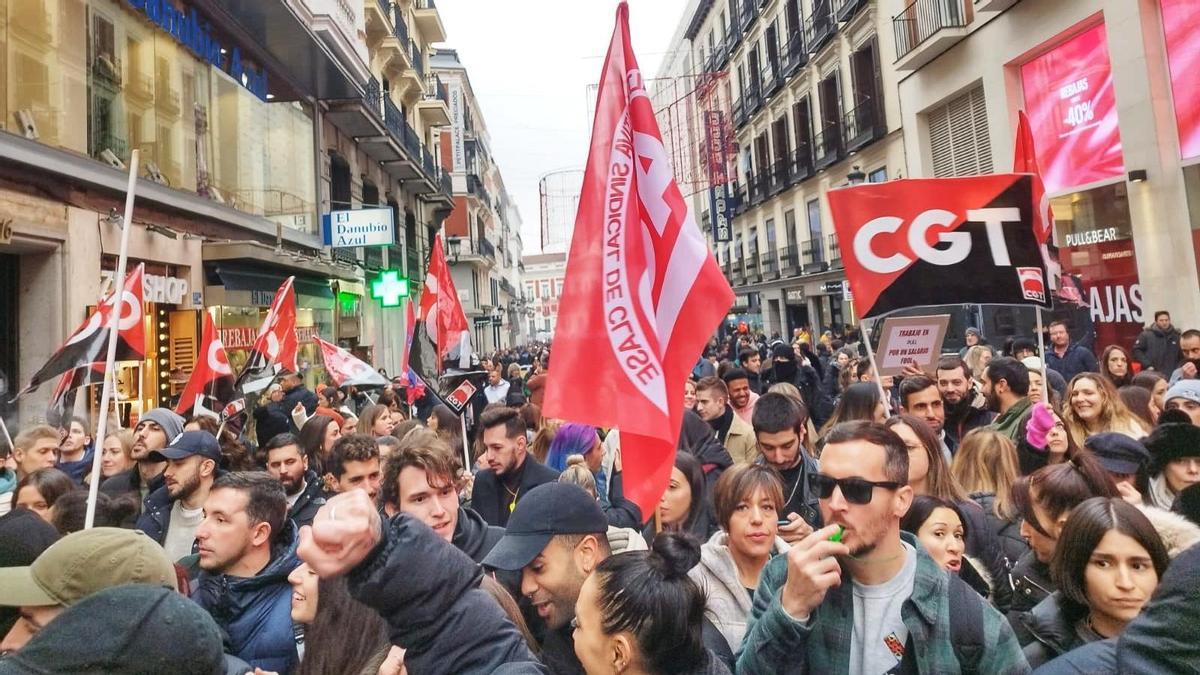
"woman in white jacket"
687,463,789,651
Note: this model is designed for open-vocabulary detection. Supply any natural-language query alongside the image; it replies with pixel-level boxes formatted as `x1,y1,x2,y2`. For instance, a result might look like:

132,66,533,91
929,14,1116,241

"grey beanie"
139,408,185,441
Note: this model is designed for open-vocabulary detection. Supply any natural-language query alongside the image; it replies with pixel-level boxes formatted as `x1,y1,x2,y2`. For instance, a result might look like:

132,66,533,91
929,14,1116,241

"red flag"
15,264,146,399
1014,110,1065,294
543,3,734,517
244,277,299,377
418,235,471,368
176,312,236,416
314,337,387,388
400,299,416,377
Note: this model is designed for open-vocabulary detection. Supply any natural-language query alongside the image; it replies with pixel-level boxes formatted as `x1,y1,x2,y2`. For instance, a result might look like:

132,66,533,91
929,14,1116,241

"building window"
869,167,887,183
554,278,564,297
539,280,551,297
806,198,823,263
524,282,534,299
928,84,993,177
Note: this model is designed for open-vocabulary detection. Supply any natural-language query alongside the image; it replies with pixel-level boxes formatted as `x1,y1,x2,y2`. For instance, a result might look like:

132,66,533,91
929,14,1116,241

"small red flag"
250,277,299,374
543,3,734,517
314,336,387,388
176,312,235,416
418,235,471,368
400,298,416,377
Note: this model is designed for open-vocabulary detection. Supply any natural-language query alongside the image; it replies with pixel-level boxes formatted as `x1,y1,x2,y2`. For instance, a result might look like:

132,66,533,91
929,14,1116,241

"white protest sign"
874,315,951,376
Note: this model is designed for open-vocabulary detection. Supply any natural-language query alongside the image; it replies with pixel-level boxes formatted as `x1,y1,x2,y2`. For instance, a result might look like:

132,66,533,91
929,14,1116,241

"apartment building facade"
681,0,906,339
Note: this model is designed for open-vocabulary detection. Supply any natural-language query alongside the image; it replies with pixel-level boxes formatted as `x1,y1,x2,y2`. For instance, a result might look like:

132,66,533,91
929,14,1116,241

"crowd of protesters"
0,313,1199,674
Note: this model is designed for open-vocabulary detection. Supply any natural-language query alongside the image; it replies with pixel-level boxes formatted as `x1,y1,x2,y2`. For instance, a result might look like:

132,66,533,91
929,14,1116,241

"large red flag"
15,264,146,399
237,277,298,386
417,235,471,368
176,312,236,416
1014,110,1068,297
544,3,734,517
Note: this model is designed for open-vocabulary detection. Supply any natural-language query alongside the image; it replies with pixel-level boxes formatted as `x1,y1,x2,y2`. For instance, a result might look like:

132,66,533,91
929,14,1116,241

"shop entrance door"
786,303,809,336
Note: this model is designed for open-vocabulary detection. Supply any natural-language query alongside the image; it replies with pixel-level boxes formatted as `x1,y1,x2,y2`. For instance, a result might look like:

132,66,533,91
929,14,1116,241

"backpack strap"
948,574,985,673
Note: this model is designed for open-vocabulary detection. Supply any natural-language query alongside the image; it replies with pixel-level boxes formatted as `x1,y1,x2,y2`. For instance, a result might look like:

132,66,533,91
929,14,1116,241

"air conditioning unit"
145,161,167,184
100,148,126,169
15,109,38,140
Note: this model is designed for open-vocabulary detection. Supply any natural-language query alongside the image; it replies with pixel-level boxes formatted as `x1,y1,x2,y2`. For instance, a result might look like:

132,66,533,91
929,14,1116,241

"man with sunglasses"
738,421,1026,674
751,393,822,544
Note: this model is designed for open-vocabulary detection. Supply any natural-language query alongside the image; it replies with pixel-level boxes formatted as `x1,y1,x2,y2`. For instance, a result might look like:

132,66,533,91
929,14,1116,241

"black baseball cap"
146,430,221,463
482,483,608,571
1084,433,1151,476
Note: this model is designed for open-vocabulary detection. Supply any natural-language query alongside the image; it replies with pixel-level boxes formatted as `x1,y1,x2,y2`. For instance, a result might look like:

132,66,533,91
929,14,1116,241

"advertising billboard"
1020,23,1124,194
1161,0,1200,160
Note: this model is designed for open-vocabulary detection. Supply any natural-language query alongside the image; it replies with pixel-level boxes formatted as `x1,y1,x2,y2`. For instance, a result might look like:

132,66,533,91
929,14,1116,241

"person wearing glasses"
737,421,1027,674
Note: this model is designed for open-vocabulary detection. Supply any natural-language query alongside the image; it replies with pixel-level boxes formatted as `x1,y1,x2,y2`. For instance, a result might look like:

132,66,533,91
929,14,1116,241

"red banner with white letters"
544,2,734,517
828,174,1050,319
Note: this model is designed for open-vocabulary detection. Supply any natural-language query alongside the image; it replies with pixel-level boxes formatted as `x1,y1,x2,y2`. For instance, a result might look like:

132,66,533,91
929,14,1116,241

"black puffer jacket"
1021,592,1089,669
970,491,1030,614
349,514,545,674
1005,550,1056,644
451,505,505,564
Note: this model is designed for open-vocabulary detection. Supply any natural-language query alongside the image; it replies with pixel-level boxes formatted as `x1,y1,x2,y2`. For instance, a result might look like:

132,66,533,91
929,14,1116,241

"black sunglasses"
808,473,903,505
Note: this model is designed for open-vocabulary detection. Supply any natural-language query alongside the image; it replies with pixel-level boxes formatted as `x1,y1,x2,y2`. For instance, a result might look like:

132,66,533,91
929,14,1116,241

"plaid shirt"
736,533,1030,674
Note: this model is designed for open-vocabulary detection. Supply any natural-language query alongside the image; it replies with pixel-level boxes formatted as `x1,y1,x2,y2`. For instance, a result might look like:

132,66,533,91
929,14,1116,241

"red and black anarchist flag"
828,174,1051,319
176,311,236,417
234,277,298,390
47,363,106,421
15,264,146,400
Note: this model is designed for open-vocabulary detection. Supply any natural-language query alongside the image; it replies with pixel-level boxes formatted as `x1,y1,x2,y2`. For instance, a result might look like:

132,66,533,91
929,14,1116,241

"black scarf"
708,406,734,446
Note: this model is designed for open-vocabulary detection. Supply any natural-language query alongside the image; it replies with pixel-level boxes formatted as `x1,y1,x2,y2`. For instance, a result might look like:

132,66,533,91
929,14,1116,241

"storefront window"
2,1,316,232
214,303,331,393
1051,181,1142,351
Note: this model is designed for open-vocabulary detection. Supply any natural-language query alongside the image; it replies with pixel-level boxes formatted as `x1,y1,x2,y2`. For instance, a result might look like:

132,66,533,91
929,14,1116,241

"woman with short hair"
688,464,788,650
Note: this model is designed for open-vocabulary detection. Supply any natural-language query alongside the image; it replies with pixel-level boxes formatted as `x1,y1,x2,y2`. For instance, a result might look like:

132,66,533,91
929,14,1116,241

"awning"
208,264,333,299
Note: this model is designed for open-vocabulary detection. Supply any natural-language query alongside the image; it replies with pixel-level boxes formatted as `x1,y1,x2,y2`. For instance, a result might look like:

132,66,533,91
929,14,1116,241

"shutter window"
927,84,993,177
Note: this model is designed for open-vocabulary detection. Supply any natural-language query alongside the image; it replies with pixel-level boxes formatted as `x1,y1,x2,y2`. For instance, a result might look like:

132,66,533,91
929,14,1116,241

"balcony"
843,96,886,153
127,71,153,104
760,252,780,280
731,264,746,287
412,0,447,43
802,239,829,274
975,0,1021,12
789,144,814,185
893,0,972,71
748,171,770,206
716,31,731,67
828,233,843,269
739,0,760,33
467,173,491,205
478,236,497,260
813,122,843,171
835,0,869,23
366,0,390,33
770,158,790,196
325,77,418,178
400,40,426,92
745,80,762,116
779,245,801,276
379,8,411,73
780,33,808,78
806,4,837,55
745,255,761,284
731,181,748,216
417,75,451,126
439,171,453,198
761,63,782,98
733,98,747,128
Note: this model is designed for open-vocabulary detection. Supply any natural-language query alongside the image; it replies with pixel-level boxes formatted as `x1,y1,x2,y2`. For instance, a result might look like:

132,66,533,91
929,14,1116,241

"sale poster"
1020,23,1124,194
874,315,951,376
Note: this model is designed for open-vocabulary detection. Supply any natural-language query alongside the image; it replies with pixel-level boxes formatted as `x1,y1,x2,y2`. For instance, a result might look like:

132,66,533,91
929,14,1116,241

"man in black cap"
483,482,611,675
1083,432,1152,503
135,430,221,562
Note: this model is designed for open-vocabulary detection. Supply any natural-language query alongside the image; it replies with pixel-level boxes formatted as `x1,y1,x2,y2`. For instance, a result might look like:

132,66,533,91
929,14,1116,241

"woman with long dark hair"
818,381,885,441
298,414,341,476
573,533,731,674
15,468,78,524
288,563,395,674
644,451,715,546
1020,497,1168,667
1100,345,1135,389
900,495,991,597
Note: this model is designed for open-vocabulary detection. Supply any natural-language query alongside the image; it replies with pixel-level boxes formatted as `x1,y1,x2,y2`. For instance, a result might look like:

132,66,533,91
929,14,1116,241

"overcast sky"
436,0,692,255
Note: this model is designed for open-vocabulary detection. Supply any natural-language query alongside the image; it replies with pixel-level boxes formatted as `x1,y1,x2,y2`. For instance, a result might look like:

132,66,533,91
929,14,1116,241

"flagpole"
1035,307,1049,403
861,321,892,417
0,417,13,452
459,412,470,472
85,150,140,529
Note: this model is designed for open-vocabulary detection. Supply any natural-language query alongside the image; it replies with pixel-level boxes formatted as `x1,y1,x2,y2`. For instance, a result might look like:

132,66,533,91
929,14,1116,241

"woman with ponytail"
572,532,732,674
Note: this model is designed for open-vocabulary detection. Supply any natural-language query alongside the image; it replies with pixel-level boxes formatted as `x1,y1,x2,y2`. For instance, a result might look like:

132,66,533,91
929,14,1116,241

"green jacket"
736,532,1029,674
989,397,1033,443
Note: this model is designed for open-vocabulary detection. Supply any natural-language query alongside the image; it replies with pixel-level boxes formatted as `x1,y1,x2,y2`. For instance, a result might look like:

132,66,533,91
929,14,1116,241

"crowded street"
2,0,1200,673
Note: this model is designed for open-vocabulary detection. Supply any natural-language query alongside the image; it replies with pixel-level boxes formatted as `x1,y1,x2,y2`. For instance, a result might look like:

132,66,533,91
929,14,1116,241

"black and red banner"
828,174,1051,319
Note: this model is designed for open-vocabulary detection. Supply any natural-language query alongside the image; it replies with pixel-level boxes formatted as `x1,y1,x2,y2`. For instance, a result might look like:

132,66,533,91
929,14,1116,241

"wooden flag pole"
861,322,892,417
85,149,140,529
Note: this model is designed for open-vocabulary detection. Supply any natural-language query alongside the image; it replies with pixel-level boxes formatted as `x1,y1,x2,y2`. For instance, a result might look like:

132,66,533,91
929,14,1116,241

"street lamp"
847,165,866,185
446,237,461,263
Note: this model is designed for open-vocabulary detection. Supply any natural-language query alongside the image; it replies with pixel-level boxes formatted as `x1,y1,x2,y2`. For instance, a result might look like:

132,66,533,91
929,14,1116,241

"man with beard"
751,392,821,543
981,357,1046,475
765,343,829,428
323,434,383,502
101,408,183,504
737,422,1025,674
135,430,220,561
723,367,759,424
470,406,559,527
898,375,953,460
696,376,757,464
483,482,610,675
262,433,325,528
935,357,995,445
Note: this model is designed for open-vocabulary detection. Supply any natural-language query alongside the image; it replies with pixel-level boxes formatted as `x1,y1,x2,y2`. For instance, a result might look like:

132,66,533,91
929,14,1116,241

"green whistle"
829,525,844,543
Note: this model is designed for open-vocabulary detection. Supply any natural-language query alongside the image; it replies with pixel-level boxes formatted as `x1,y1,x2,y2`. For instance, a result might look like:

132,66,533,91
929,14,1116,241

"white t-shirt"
850,542,918,674
163,501,205,562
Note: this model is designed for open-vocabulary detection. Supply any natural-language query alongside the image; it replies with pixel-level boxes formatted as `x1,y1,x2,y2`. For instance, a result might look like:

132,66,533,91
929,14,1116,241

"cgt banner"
828,174,1051,319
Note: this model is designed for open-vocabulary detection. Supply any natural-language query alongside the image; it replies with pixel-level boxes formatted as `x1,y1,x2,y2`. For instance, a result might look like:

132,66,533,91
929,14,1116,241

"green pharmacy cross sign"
371,270,409,307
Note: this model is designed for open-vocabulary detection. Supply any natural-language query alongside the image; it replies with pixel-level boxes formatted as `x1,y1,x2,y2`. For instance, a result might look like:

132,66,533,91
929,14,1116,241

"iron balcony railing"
392,5,409,44
439,170,452,197
790,144,814,185
835,0,868,23
478,236,496,259
828,233,843,268
806,1,836,54
843,95,886,152
377,0,389,19
760,252,780,279
415,0,436,8
424,75,448,102
745,79,762,115
770,158,790,194
781,32,808,76
802,238,825,268
780,245,801,273
813,122,843,171
733,98,747,127
411,41,425,80
421,147,436,178
894,0,969,59
383,98,407,142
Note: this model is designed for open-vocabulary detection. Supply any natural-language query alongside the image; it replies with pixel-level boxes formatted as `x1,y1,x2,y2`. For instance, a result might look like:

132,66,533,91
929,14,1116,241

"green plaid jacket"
736,532,1030,674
